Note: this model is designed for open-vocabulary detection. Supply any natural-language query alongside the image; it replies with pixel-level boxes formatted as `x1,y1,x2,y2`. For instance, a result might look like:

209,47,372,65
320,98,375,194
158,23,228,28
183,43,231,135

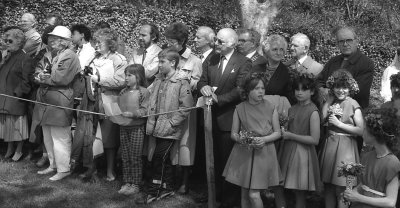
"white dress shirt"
220,49,235,74
77,42,96,70
246,50,257,59
201,49,213,63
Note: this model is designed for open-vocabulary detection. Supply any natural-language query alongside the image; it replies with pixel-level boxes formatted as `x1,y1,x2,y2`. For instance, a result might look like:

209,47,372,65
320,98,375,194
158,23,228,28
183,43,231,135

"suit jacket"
286,56,323,76
198,50,251,131
250,52,267,68
202,49,216,69
317,49,374,108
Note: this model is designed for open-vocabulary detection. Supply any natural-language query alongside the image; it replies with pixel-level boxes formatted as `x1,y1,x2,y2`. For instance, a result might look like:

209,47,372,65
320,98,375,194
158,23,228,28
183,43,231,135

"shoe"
24,153,33,161
157,190,174,200
105,175,115,181
177,185,189,195
49,172,71,181
36,156,49,168
121,184,140,195
12,152,23,162
118,183,131,194
70,159,76,171
37,167,56,175
135,193,157,204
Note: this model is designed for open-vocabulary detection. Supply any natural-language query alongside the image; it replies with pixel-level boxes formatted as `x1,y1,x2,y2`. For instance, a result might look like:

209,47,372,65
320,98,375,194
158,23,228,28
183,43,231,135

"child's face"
295,85,313,103
125,72,137,87
248,80,265,102
333,87,349,100
158,57,175,75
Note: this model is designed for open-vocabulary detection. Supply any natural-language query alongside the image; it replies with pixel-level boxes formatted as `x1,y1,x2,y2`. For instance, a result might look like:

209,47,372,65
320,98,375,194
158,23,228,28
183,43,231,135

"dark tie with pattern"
141,49,147,65
219,55,226,75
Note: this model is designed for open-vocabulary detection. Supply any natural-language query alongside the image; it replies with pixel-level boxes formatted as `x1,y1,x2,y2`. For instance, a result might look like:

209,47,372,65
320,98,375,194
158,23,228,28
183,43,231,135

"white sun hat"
48,26,71,40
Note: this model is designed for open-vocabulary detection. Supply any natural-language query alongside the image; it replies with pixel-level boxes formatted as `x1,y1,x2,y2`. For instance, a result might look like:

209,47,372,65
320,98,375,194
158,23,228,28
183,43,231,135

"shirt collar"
181,47,192,59
223,49,235,62
202,49,213,60
298,54,308,64
246,50,257,59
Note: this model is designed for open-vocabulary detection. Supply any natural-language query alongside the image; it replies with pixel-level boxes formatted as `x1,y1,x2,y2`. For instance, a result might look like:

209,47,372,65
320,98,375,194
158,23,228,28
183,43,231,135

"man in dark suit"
198,28,251,208
237,28,267,68
317,26,374,108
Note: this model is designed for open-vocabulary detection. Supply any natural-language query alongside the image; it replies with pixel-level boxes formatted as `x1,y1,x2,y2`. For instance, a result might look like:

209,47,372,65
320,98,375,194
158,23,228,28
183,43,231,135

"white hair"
261,34,288,52
198,26,215,45
291,33,310,48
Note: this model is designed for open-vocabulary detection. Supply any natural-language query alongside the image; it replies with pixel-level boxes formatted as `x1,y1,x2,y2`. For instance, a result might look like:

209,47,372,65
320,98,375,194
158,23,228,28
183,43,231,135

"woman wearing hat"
33,26,81,181
89,28,128,181
0,26,34,161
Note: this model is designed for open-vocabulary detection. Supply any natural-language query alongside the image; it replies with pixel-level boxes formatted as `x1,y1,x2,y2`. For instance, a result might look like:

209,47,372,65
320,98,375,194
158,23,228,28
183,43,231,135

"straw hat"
48,26,71,40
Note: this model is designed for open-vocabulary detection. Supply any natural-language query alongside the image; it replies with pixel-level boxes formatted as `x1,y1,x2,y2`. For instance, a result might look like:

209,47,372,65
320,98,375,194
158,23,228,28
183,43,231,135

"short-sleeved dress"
278,102,322,191
222,100,282,189
351,151,400,208
319,97,361,186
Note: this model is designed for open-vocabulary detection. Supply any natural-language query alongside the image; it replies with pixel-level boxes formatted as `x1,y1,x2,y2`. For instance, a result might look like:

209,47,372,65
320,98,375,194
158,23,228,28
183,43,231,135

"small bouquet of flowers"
338,161,365,204
279,112,289,131
238,130,258,149
324,103,343,126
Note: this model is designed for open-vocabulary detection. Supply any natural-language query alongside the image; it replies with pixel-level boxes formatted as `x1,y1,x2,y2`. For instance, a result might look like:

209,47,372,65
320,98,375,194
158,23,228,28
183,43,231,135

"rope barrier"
0,93,202,118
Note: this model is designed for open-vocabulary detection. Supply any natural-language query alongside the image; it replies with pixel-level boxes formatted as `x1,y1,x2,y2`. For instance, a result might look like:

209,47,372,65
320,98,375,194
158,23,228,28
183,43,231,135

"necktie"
219,55,226,74
141,49,147,65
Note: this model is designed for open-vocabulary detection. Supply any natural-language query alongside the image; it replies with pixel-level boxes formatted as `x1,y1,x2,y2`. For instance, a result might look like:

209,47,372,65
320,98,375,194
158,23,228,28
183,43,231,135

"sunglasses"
4,39,13,44
213,37,226,45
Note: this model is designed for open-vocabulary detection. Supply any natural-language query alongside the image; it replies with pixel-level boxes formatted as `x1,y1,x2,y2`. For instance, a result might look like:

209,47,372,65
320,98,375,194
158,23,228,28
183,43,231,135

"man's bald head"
20,13,36,32
215,28,238,55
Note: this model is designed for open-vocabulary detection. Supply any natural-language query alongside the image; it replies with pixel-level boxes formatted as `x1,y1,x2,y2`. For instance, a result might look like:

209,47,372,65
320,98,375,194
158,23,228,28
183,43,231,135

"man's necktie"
141,49,147,65
219,55,226,75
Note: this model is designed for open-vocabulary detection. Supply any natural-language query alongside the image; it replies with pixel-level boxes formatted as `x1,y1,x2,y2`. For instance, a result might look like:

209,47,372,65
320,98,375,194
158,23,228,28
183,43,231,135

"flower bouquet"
279,113,289,131
239,130,258,149
338,161,365,205
324,103,343,126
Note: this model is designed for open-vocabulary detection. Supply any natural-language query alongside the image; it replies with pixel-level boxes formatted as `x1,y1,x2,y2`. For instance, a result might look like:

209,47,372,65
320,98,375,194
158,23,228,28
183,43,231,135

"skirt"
319,134,360,186
0,114,28,142
223,142,282,189
278,140,322,191
99,119,120,149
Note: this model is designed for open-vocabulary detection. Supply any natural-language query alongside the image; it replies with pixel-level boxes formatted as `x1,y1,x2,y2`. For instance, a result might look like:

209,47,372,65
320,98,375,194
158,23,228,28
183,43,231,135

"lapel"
215,52,237,93
298,56,311,72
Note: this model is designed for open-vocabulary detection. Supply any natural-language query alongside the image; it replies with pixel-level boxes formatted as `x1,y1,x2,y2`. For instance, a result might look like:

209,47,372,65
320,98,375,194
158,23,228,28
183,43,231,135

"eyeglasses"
238,38,251,43
214,37,226,45
4,39,13,44
337,39,354,45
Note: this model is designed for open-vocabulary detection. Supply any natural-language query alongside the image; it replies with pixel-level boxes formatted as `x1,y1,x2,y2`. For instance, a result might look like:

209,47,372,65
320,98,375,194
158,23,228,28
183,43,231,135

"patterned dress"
278,102,322,191
223,100,282,189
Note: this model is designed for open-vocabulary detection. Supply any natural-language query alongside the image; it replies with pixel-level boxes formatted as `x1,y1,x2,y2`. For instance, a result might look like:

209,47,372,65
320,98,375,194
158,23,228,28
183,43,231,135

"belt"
328,131,354,137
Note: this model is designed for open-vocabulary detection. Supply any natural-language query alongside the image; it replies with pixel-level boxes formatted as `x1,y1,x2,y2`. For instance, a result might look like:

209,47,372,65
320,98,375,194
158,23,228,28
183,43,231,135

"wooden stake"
203,105,216,208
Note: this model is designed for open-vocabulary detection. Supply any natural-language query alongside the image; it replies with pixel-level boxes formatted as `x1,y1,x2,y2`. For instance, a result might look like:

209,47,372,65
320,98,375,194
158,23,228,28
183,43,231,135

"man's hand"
200,85,213,97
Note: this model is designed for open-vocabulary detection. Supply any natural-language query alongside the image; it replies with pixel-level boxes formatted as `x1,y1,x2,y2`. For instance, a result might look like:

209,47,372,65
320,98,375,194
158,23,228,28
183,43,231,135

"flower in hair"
364,108,399,144
326,70,360,95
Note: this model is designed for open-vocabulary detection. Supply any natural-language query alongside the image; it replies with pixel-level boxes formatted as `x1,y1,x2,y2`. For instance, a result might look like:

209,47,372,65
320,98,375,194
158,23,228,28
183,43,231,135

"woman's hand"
251,137,265,149
122,112,133,118
343,188,361,203
328,115,342,127
281,129,291,140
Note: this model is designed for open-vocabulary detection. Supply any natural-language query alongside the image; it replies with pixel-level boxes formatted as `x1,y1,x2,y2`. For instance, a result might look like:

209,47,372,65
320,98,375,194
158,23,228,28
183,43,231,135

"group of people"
1,11,400,208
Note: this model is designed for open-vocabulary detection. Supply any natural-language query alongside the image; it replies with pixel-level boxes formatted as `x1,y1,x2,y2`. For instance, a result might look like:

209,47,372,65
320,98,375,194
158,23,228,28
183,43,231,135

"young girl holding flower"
222,73,282,208
319,70,364,208
344,108,400,208
274,73,322,208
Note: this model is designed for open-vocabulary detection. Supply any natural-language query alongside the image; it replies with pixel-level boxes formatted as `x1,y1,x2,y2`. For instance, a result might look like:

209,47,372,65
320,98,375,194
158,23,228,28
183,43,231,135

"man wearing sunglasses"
198,28,251,208
317,26,374,109
19,13,42,57
236,28,266,70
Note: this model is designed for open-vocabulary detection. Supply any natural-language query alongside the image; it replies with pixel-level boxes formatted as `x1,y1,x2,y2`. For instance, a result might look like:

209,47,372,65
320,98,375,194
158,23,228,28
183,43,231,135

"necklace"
376,152,391,159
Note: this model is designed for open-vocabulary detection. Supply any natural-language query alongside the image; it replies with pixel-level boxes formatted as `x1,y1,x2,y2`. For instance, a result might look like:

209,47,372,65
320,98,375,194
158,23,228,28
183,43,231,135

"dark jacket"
317,49,374,108
0,49,34,115
33,48,81,126
198,50,251,131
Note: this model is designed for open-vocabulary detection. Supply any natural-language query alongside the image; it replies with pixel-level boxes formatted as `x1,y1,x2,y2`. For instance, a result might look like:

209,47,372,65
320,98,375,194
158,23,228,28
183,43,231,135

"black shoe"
135,193,157,204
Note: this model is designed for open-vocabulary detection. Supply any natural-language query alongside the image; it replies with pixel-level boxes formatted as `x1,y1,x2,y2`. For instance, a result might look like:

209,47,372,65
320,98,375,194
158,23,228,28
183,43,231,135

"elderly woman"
164,22,201,194
0,26,33,161
33,26,81,181
251,34,293,103
90,28,128,181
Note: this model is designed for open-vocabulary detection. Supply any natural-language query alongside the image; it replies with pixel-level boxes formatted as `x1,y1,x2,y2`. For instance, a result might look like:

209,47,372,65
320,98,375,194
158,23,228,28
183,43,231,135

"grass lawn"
0,158,206,208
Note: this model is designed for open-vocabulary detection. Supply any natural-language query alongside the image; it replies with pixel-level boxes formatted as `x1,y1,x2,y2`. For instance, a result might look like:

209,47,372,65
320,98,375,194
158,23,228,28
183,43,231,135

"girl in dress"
319,70,364,208
223,73,282,208
274,73,322,208
117,64,150,195
344,108,400,208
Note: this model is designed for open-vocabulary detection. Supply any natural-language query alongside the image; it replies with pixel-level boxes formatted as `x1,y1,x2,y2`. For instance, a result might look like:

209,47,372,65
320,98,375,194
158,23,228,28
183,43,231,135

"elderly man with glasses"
19,13,42,57
317,26,374,109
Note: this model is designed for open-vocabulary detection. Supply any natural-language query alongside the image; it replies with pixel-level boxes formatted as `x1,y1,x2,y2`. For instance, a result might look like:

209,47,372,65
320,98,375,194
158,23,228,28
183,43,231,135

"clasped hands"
34,72,51,83
235,134,265,149
200,85,218,105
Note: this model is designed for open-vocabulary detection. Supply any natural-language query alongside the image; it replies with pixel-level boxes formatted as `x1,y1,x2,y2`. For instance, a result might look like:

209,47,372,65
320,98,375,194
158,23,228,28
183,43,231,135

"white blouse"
381,65,400,102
